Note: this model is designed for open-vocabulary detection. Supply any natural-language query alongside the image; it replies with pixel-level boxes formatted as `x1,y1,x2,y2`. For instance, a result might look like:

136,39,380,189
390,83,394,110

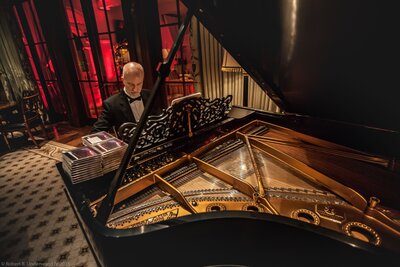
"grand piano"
57,1,400,266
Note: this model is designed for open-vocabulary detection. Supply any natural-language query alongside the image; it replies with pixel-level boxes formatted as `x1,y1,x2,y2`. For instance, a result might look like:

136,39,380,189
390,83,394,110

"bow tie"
127,95,142,103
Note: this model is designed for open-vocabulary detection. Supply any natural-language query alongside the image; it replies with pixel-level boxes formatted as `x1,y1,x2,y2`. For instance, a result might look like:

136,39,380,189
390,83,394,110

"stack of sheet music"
92,138,128,174
62,146,103,184
82,131,114,146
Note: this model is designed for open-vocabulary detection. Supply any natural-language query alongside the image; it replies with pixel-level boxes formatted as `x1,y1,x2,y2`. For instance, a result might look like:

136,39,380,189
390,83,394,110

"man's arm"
91,101,114,133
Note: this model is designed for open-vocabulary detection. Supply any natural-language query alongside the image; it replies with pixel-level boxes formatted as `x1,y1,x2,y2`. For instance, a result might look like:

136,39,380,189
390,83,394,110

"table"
0,101,17,110
0,101,18,122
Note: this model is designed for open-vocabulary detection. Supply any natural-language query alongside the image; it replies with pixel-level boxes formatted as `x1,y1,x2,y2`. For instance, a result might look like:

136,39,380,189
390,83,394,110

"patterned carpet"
25,141,77,161
0,142,97,266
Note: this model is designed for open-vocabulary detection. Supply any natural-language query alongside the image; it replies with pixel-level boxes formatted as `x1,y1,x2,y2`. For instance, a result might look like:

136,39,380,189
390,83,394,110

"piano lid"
183,0,400,131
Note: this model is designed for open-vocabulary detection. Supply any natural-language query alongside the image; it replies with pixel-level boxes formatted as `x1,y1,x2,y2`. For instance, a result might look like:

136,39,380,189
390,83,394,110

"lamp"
221,49,249,106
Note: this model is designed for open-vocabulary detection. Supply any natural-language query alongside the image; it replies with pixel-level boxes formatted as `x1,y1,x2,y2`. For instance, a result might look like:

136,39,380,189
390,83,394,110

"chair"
0,91,49,150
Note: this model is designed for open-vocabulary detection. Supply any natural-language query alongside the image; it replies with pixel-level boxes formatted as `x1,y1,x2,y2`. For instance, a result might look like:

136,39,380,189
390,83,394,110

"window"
63,0,128,119
13,0,66,121
158,0,195,106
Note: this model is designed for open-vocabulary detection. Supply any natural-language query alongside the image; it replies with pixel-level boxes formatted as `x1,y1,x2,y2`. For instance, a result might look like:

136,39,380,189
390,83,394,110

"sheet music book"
64,146,100,160
61,146,103,184
170,92,201,106
82,131,114,146
92,138,128,174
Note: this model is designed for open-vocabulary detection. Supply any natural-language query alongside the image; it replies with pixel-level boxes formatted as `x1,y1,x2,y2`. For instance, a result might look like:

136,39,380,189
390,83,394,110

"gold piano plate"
93,120,400,252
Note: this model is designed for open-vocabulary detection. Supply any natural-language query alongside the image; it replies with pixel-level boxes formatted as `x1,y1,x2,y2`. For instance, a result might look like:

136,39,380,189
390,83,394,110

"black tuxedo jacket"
92,89,159,133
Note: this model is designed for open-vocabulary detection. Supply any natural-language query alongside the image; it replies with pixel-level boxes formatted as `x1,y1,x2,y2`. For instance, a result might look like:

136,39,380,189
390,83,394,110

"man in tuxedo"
92,62,158,133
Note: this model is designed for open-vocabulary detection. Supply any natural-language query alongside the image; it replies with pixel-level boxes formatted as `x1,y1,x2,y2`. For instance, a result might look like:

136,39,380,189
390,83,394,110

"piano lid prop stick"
96,8,194,225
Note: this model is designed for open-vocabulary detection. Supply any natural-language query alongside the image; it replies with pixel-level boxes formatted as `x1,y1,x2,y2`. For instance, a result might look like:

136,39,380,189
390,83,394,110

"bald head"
122,62,144,97
122,62,144,79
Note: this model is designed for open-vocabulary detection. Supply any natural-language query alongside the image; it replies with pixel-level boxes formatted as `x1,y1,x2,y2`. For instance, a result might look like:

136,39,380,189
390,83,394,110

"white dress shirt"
124,88,144,122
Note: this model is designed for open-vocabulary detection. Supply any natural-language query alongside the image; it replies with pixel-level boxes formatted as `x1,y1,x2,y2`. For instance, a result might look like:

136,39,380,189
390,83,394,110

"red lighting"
97,0,120,10
100,40,116,81
52,125,59,140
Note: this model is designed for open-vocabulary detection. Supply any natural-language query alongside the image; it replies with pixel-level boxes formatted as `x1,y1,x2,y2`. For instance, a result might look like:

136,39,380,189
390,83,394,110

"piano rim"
58,120,400,258
68,187,395,258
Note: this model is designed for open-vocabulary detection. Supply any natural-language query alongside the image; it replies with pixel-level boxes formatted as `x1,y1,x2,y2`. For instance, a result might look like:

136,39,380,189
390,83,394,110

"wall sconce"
221,49,249,106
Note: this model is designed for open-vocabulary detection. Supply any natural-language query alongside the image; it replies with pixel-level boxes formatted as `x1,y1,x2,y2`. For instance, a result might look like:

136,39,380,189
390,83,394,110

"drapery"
0,4,37,102
190,18,281,113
